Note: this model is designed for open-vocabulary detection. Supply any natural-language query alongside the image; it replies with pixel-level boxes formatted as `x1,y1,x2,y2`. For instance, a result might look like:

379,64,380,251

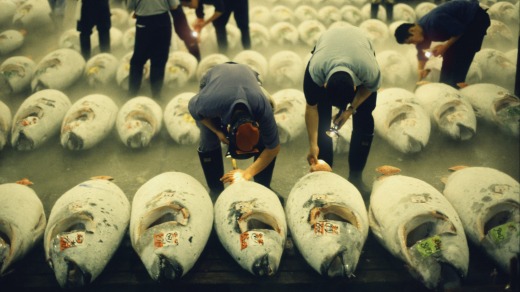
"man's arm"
305,103,320,165
200,118,229,144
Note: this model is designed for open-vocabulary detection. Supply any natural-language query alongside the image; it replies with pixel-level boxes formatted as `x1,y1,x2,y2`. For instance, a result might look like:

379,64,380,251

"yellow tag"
416,235,442,257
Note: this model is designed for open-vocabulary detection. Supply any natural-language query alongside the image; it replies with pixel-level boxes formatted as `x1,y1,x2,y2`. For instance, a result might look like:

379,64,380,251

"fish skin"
232,50,269,84
249,23,271,49
286,171,369,278
0,30,24,56
116,96,162,149
376,50,415,90
272,88,306,144
195,53,230,81
414,82,477,141
163,92,200,145
12,0,53,29
0,183,46,276
61,94,118,150
164,51,198,88
369,175,469,289
0,100,11,150
297,20,326,47
31,48,86,92
130,172,213,281
269,22,299,46
84,53,119,87
374,88,431,153
268,50,303,88
459,83,519,137
0,56,36,95
214,181,287,276
116,52,149,90
443,167,519,274
44,179,130,288
11,89,71,151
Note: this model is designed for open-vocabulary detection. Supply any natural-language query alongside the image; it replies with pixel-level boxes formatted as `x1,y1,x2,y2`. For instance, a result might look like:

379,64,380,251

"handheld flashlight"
424,50,432,59
326,109,344,138
192,31,198,37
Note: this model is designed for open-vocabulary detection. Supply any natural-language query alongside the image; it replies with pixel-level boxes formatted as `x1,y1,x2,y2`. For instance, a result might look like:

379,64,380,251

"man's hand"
431,44,448,57
220,169,251,184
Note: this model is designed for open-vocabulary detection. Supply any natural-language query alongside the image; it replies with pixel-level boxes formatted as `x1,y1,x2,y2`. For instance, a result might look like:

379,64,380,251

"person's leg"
303,62,333,166
370,0,380,19
78,14,94,60
149,25,172,98
384,0,394,22
348,91,377,197
128,25,151,97
232,0,251,50
96,6,112,54
171,7,200,61
197,119,225,197
213,10,232,53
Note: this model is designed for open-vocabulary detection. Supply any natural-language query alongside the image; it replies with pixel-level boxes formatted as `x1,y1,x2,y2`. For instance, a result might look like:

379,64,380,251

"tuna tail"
157,255,183,282
324,249,359,278
64,258,92,288
252,254,275,277
14,131,34,151
64,132,84,150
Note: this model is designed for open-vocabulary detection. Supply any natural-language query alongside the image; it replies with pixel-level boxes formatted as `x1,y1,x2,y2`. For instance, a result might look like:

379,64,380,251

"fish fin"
90,175,114,181
448,165,469,172
15,178,33,186
375,165,401,175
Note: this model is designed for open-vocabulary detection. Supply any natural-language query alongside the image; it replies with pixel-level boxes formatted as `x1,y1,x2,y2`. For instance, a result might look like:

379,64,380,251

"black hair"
326,71,354,111
394,23,415,44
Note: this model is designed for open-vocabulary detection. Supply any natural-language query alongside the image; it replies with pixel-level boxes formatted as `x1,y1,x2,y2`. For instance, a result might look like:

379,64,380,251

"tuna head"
434,97,476,141
121,109,157,148
478,201,519,274
308,201,367,278
398,212,469,290
60,107,94,150
11,105,44,150
45,212,96,288
134,202,190,282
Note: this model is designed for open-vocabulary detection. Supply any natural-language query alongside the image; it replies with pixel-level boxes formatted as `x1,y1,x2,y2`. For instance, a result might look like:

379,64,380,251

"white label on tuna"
240,231,265,250
314,221,340,235
154,231,180,248
59,231,86,251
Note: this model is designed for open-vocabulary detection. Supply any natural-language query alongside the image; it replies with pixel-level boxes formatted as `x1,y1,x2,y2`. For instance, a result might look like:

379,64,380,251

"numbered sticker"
240,231,265,250
314,221,340,235
59,231,86,251
489,222,519,244
416,235,442,257
154,231,180,249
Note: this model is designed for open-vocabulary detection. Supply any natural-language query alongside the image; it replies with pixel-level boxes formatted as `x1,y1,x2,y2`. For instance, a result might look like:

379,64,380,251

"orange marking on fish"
16,178,33,185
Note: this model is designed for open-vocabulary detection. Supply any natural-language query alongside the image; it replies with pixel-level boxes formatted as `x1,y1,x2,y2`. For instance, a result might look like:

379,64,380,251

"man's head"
326,71,354,111
229,104,260,153
394,23,424,45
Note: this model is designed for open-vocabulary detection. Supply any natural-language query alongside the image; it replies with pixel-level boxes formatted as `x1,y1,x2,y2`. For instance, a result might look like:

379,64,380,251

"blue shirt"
308,26,381,93
188,63,279,149
417,0,480,60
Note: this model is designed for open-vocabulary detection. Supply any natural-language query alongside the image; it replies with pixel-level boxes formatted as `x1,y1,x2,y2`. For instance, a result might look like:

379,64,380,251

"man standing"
188,62,280,196
77,0,111,60
127,0,179,99
394,0,490,88
304,26,381,196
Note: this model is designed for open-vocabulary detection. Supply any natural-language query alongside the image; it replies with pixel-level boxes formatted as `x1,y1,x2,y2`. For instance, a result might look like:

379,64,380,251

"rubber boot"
198,148,225,200
253,157,284,205
348,132,374,200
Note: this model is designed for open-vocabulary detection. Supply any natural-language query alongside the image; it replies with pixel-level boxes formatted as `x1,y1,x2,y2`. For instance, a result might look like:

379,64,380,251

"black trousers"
213,0,250,53
129,13,172,98
440,7,491,87
77,0,111,60
303,63,376,169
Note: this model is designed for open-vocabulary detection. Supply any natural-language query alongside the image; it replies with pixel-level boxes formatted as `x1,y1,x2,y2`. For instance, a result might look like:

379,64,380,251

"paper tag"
314,221,340,235
59,231,86,251
240,231,265,250
154,231,180,249
489,222,519,244
416,235,442,257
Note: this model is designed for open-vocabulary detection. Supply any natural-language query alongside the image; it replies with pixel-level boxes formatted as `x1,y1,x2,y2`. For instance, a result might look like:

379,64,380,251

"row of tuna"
1,165,518,289
0,84,307,151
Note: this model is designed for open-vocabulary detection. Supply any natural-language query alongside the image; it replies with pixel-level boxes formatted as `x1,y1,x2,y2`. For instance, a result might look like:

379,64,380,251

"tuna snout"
157,255,183,282
252,254,275,277
64,258,92,288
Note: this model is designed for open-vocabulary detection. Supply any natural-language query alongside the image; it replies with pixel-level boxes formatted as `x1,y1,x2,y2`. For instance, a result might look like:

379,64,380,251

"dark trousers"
77,0,111,60
213,0,251,53
303,64,376,170
129,13,172,98
440,7,490,87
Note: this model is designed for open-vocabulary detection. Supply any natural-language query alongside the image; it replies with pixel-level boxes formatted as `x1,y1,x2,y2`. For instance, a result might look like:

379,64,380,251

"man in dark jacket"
188,62,279,197
394,0,490,88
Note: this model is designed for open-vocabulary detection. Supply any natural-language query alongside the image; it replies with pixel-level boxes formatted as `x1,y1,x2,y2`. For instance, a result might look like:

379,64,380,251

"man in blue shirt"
304,26,381,197
189,62,280,197
394,0,490,88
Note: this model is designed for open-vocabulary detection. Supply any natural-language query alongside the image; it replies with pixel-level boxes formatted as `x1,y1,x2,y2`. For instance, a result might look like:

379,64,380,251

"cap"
235,122,260,152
